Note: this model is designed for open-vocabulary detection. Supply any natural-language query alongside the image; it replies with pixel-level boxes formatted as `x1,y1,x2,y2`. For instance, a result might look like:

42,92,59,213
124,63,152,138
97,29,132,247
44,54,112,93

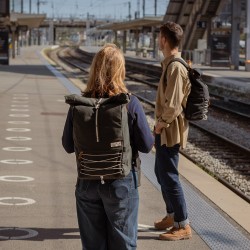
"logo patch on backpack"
111,141,122,148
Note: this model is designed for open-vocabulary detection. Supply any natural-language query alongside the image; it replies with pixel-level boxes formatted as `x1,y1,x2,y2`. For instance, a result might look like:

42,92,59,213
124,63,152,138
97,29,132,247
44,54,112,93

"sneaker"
159,224,192,241
154,216,174,230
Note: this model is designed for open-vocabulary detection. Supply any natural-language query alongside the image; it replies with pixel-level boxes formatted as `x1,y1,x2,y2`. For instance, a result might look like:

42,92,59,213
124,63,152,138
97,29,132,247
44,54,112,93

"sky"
11,0,169,20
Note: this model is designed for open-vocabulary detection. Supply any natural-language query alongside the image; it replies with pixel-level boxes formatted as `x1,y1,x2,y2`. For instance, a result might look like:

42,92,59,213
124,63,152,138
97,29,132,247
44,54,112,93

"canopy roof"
97,16,163,31
10,13,46,28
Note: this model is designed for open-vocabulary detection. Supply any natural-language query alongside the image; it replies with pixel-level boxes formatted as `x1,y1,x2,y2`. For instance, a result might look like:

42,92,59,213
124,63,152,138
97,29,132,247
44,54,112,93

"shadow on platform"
0,227,80,241
0,65,55,77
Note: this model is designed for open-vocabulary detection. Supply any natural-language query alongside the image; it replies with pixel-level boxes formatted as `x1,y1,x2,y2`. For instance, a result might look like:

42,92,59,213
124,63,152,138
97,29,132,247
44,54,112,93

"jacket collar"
161,52,182,70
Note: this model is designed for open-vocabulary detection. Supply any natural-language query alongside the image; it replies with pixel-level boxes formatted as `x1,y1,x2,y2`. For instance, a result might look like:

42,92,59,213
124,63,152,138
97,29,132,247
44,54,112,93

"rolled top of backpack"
65,93,130,106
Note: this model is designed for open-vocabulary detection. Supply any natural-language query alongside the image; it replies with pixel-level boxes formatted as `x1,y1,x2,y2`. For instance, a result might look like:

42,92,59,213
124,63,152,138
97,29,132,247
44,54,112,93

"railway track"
47,46,250,203
128,72,250,119
74,47,250,118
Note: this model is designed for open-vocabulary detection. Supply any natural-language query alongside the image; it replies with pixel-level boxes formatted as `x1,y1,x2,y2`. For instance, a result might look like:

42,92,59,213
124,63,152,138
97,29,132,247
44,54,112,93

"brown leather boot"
159,224,192,241
154,216,174,230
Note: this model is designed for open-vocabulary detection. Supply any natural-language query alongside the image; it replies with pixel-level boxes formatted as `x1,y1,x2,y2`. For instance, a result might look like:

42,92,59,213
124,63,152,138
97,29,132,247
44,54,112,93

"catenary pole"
142,0,145,17
230,0,241,70
21,0,23,13
137,0,140,18
246,0,250,70
154,0,157,16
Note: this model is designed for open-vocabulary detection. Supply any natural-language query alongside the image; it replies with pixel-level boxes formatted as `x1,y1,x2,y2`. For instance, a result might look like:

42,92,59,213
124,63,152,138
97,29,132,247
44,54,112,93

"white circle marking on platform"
2,147,32,152
57,99,65,102
138,224,165,235
10,109,29,112
9,114,30,118
0,159,33,164
0,227,38,240
11,105,29,108
6,128,30,132
12,100,29,103
0,176,34,182
8,121,30,124
5,136,32,141
13,97,29,100
63,232,80,236
0,197,36,206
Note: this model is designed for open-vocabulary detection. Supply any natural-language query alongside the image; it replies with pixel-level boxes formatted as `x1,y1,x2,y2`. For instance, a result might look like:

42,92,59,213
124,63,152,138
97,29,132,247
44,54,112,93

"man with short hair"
154,21,192,241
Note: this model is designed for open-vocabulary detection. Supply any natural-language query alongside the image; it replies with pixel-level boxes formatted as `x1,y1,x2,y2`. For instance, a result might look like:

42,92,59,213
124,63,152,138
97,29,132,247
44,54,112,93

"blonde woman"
62,44,154,250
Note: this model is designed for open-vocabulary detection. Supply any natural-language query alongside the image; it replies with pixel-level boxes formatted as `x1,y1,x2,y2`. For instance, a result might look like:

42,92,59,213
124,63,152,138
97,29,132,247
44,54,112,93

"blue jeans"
154,134,189,227
75,170,139,250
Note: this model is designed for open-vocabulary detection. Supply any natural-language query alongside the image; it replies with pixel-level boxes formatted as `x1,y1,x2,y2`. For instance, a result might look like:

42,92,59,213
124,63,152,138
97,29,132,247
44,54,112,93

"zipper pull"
100,176,105,184
95,98,102,143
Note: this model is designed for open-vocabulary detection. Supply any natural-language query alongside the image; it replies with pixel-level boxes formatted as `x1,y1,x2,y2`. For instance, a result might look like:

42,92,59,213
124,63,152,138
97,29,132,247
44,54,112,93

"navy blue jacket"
62,95,154,157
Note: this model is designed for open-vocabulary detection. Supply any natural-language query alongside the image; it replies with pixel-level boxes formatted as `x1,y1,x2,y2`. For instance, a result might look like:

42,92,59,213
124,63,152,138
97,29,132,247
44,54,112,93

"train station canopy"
97,16,164,31
10,13,46,29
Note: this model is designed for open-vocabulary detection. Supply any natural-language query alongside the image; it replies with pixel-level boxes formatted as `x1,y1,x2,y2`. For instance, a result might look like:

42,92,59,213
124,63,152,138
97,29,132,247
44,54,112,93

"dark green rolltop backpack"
65,93,132,184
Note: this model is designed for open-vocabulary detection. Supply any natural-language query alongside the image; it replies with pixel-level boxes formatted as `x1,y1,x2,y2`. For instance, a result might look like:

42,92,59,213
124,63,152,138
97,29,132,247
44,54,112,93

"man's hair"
160,22,183,49
85,43,127,97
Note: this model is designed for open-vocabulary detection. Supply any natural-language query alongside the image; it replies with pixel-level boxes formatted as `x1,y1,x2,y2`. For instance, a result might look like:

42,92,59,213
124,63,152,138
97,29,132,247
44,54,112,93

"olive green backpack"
65,93,132,184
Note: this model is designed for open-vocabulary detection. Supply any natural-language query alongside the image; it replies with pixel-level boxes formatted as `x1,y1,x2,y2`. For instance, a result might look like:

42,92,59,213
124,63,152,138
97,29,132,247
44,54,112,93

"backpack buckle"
100,176,105,184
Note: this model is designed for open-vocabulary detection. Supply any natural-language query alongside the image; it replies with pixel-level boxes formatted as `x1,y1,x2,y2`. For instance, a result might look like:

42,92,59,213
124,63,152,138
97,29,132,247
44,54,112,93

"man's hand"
154,122,165,134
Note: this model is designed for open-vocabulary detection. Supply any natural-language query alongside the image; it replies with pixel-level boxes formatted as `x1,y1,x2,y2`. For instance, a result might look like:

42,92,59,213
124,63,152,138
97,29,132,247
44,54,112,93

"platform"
0,46,250,249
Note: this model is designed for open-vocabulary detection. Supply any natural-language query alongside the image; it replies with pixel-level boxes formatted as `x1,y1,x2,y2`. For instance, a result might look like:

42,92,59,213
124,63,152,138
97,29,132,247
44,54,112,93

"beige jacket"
155,53,191,148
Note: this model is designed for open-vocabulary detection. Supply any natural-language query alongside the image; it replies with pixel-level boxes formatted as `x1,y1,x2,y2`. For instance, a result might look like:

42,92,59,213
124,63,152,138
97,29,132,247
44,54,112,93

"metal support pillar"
123,30,127,54
114,31,118,44
10,24,16,59
49,20,54,45
246,0,250,71
28,29,32,46
152,27,157,58
135,30,139,56
16,30,20,55
27,0,32,46
53,27,56,45
12,30,15,58
128,29,132,49
231,0,241,70
206,18,212,66
38,29,41,45
142,29,146,47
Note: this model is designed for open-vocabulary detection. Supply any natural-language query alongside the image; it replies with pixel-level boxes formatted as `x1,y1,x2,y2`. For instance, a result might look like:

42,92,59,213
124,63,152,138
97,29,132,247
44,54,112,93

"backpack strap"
163,58,189,89
166,57,190,72
163,58,187,91
164,58,190,112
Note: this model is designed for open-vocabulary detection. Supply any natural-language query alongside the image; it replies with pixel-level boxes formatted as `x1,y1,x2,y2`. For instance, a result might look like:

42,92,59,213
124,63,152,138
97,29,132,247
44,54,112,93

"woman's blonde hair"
84,43,128,97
